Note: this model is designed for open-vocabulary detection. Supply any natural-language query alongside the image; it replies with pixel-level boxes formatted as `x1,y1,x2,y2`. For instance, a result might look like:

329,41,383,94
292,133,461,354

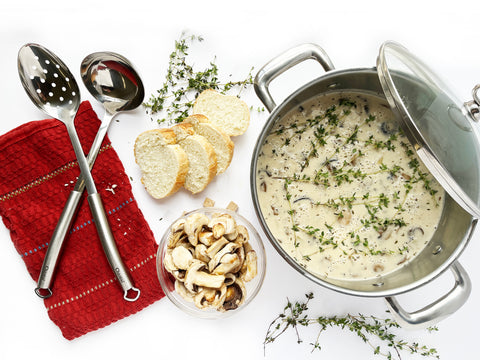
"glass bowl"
156,207,266,319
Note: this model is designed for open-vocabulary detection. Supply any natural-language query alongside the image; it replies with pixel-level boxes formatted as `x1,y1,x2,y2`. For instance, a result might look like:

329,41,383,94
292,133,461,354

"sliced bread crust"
192,89,250,136
134,129,188,199
171,124,218,194
183,114,234,174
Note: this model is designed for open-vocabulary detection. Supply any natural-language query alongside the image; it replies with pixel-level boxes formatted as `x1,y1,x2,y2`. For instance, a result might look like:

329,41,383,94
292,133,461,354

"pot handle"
385,261,471,329
254,43,335,112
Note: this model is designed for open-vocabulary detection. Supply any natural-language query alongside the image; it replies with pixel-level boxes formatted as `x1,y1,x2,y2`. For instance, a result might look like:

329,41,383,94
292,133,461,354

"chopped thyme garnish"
264,96,442,260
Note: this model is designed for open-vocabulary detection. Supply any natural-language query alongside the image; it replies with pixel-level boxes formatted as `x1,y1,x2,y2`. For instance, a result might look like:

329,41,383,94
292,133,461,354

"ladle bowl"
80,52,144,114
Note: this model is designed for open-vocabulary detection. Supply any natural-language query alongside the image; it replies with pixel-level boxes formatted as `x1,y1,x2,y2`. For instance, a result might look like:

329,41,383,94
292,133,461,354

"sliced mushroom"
236,225,250,244
233,243,245,273
378,226,393,240
220,279,246,311
338,209,352,225
194,243,210,263
194,288,217,309
175,279,194,302
208,242,240,273
168,228,188,249
198,231,215,246
171,269,186,282
172,218,186,233
164,249,178,273
184,259,225,292
224,273,236,286
209,214,237,239
171,246,193,270
184,213,209,246
212,253,242,275
408,227,424,241
194,285,227,309
240,250,258,282
206,237,229,259
243,241,253,253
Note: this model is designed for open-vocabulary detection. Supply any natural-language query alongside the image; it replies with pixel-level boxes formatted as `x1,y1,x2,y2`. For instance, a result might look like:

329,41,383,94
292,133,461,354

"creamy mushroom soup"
256,92,445,280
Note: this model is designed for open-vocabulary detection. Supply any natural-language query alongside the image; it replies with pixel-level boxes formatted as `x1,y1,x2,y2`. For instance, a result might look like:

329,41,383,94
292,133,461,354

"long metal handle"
35,190,83,298
35,115,113,298
385,261,471,329
254,43,335,112
88,193,140,301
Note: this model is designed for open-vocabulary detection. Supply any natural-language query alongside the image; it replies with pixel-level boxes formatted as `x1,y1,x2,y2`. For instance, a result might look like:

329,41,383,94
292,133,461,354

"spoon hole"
51,82,56,88
65,77,70,82
55,64,60,69
40,78,45,83
54,73,58,78
45,59,50,64
71,91,76,96
48,92,53,97
59,96,64,102
36,89,41,94
43,69,48,74
61,86,66,92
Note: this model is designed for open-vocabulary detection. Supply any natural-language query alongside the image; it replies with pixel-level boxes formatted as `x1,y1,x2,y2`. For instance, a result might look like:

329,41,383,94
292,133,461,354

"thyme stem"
264,293,440,359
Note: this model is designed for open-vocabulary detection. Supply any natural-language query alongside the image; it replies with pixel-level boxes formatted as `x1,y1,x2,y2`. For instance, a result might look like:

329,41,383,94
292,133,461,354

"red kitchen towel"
0,101,164,340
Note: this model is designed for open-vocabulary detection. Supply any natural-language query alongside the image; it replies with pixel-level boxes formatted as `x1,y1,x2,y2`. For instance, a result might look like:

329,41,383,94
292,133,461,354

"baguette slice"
171,124,217,194
183,114,234,174
193,89,250,136
134,129,188,199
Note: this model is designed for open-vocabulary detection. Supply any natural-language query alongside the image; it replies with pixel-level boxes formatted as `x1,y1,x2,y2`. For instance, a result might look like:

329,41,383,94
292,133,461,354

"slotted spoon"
18,43,139,301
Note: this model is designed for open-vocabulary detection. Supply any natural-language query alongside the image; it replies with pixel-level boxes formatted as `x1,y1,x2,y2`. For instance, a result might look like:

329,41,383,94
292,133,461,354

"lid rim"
377,41,480,219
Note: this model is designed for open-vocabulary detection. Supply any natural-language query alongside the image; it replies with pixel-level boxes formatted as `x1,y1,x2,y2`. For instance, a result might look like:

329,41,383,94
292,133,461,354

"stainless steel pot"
250,43,480,328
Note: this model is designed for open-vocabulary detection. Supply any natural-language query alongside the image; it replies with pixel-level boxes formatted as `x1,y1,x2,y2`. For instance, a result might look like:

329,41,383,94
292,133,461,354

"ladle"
17,44,140,301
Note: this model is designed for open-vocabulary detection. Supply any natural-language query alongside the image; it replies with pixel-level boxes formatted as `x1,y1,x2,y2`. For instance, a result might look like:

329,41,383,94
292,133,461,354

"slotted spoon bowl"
18,43,139,301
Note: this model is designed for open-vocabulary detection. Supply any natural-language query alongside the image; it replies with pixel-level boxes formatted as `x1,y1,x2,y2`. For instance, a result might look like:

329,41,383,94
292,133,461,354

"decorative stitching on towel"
46,253,156,310
20,197,135,258
0,144,112,202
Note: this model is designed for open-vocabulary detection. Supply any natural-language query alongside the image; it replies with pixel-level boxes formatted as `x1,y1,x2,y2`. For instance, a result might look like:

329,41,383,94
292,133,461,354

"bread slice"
192,89,250,136
171,124,217,194
183,114,234,174
134,129,188,199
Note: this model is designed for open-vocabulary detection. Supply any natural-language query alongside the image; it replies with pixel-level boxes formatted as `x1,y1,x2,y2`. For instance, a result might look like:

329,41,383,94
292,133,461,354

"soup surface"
256,92,445,280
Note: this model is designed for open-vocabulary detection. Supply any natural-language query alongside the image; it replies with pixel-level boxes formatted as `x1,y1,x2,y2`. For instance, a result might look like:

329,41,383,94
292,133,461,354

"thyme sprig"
264,293,440,359
144,32,254,124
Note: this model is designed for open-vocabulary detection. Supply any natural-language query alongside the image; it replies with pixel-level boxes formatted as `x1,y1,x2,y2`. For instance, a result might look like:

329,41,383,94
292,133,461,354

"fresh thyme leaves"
144,32,254,124
264,293,440,359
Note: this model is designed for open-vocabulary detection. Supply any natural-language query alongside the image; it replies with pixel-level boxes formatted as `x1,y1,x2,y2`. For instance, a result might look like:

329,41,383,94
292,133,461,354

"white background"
1,1,479,359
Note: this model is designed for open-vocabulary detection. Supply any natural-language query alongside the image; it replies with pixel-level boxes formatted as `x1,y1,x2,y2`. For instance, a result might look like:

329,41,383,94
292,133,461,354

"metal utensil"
32,51,144,301
17,44,139,301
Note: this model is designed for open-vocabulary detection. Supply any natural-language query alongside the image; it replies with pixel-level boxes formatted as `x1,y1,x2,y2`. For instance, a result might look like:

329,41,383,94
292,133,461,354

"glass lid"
377,41,480,218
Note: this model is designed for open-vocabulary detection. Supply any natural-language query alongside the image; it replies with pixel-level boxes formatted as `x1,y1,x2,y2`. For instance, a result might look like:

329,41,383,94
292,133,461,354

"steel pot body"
250,44,477,328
